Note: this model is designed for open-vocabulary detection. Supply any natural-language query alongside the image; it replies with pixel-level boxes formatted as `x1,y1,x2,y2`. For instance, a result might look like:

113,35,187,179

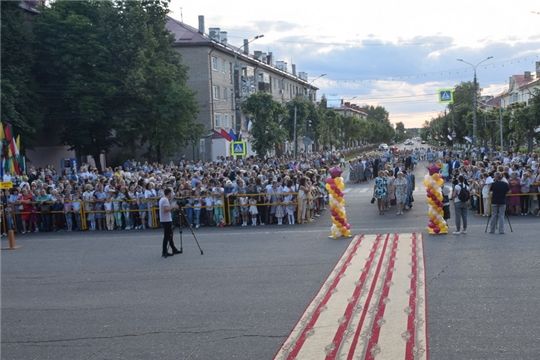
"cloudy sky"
170,0,540,128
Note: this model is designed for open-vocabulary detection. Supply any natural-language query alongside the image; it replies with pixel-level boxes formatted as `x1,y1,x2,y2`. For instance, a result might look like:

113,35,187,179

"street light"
295,73,327,158
233,34,264,145
457,56,493,149
307,73,326,101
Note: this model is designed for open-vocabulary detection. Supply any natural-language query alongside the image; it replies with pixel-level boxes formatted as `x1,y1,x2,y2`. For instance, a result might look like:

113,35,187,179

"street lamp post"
457,56,493,150
233,34,264,143
295,73,327,157
307,73,326,102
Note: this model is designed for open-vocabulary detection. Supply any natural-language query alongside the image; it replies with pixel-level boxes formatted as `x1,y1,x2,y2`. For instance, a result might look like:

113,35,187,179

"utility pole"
457,56,493,152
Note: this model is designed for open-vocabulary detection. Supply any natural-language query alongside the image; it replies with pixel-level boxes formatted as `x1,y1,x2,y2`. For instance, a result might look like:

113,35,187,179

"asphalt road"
2,161,540,360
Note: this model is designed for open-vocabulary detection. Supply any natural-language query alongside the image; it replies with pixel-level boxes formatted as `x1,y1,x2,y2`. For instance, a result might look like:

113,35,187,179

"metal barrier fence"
0,191,324,232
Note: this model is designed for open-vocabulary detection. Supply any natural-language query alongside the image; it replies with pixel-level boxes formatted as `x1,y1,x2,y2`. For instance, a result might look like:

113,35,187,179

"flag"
3,123,20,174
220,128,232,142
0,124,7,160
16,135,24,173
464,136,473,143
4,123,18,157
447,135,453,141
229,129,237,141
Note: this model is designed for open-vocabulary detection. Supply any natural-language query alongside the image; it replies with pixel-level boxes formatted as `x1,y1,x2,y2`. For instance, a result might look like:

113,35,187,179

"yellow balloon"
432,173,440,181
424,180,429,186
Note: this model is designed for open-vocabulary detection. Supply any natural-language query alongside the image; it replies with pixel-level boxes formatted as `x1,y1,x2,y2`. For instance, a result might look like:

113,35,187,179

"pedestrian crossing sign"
438,88,453,104
231,141,246,156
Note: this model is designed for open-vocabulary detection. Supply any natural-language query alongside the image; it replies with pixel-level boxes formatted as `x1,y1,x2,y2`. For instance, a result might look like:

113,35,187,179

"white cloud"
170,0,540,128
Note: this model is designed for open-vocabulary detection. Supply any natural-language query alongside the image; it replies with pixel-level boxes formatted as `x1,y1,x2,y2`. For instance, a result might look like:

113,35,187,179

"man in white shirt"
159,188,181,258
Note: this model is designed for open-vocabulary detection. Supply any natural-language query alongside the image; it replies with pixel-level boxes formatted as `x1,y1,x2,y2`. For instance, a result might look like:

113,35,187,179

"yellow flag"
0,124,4,141
16,135,20,150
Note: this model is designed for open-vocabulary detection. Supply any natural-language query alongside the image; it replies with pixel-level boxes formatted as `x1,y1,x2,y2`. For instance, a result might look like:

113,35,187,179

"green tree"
283,98,310,142
242,93,286,156
32,0,200,166
1,1,43,147
448,81,476,144
110,0,199,162
33,0,122,170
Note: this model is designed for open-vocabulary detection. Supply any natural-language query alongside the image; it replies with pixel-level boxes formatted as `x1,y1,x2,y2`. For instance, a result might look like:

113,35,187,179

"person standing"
451,175,468,235
393,171,407,215
373,170,388,215
489,172,511,234
159,188,181,258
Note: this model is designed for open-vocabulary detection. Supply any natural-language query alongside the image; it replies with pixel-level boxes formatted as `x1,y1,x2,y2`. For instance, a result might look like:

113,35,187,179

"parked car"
421,140,426,144
379,143,389,151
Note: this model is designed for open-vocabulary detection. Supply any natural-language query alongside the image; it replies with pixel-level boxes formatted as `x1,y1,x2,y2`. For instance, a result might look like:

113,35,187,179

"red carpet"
274,233,428,360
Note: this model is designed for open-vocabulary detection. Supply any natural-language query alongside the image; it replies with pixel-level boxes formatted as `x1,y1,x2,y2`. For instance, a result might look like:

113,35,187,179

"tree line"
242,93,395,156
421,81,540,153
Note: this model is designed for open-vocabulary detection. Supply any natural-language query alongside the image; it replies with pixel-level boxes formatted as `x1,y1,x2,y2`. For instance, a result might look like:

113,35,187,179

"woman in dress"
373,170,388,215
394,171,408,215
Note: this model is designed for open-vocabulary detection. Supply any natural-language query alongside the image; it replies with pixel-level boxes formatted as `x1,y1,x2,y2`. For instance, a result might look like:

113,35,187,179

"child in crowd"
72,193,82,231
112,191,122,229
63,193,73,231
275,196,285,225
248,196,258,226
257,188,266,226
52,191,65,231
104,192,114,230
204,191,214,227
238,189,249,227
83,185,96,230
232,199,241,226
442,184,451,225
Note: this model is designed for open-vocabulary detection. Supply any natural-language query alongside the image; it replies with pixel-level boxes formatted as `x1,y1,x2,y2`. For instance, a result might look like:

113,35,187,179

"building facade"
165,15,318,161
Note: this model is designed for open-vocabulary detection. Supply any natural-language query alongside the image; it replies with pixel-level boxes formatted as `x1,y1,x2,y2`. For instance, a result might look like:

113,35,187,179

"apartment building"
165,15,319,160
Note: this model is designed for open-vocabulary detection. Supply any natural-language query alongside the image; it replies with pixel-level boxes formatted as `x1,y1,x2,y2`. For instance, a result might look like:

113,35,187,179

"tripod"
174,207,204,255
484,205,513,233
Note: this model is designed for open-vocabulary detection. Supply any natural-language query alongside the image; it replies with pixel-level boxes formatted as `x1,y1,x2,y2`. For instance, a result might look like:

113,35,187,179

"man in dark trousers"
489,172,511,234
159,188,182,258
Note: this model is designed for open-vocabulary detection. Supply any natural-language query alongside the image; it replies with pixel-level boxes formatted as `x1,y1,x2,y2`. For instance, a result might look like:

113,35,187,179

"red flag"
220,128,232,142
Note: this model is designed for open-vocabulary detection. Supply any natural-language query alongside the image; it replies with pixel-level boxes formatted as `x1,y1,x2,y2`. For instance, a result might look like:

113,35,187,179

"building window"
222,59,226,73
215,113,222,128
224,114,229,128
213,85,220,100
212,57,218,71
223,87,228,101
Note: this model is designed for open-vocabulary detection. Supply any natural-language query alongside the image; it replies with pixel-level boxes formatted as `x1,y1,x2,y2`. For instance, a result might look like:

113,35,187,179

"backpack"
457,184,470,202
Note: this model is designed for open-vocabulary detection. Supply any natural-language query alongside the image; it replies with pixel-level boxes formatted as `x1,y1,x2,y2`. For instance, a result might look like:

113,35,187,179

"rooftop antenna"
180,7,183,22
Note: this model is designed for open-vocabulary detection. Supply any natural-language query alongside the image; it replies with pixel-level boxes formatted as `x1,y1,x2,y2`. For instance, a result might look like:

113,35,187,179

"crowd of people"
1,145,538,237
433,149,540,235
0,151,349,235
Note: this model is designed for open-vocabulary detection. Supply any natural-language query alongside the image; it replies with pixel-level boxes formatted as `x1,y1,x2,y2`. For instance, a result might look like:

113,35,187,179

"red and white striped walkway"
274,233,428,360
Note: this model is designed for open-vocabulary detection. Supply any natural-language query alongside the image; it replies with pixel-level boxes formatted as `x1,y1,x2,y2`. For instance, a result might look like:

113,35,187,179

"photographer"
159,188,181,258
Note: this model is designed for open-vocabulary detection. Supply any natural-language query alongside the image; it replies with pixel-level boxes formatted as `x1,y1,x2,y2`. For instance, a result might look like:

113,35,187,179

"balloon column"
325,167,352,238
425,163,448,234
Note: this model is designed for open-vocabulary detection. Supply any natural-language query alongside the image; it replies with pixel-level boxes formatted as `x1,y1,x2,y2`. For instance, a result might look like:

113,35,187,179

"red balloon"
434,227,440,234
327,178,335,185
428,222,435,228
